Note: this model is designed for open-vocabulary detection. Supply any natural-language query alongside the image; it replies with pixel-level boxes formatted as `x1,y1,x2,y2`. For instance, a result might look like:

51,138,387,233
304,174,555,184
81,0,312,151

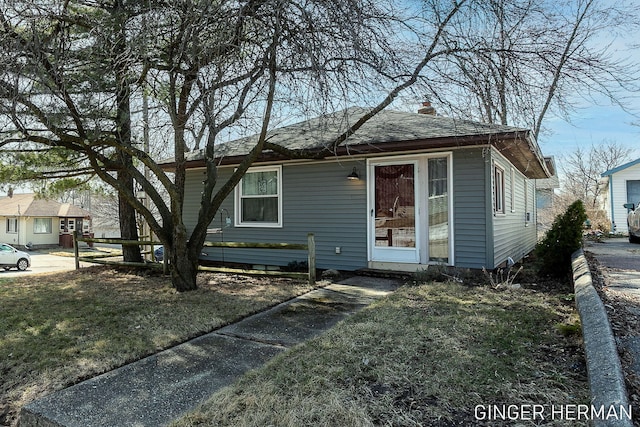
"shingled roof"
0,193,91,218
165,107,551,179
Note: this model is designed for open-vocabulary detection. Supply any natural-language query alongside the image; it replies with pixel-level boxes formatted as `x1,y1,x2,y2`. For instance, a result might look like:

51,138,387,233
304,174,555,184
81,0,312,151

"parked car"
154,246,164,262
0,243,31,271
624,202,640,243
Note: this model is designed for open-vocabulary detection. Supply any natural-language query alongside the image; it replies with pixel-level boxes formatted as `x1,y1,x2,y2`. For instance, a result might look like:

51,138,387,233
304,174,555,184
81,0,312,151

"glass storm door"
370,161,420,263
428,157,449,263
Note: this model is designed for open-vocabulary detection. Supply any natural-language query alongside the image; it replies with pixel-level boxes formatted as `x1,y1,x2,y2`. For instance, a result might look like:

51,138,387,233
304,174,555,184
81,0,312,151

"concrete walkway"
584,238,640,297
19,276,398,427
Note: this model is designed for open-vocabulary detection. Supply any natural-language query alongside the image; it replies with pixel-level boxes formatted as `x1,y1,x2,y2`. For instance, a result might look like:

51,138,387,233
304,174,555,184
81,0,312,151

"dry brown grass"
0,266,312,426
173,281,589,427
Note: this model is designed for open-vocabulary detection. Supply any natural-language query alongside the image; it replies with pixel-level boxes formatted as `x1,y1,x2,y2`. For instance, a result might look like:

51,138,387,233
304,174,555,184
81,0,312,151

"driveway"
0,252,82,278
584,237,640,297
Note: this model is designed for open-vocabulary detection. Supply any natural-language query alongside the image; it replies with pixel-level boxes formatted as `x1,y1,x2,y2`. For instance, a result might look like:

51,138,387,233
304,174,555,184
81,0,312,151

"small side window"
493,164,505,214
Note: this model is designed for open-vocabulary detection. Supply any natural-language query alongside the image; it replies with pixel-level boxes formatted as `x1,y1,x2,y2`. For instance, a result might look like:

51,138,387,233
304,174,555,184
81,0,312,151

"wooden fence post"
307,233,316,286
73,231,80,270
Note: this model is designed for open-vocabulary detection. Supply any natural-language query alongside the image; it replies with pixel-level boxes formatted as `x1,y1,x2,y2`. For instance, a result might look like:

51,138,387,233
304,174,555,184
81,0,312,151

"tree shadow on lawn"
0,266,311,427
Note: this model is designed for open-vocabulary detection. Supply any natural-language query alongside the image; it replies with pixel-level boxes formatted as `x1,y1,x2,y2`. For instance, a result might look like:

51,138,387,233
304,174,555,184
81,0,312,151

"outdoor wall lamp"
347,167,360,180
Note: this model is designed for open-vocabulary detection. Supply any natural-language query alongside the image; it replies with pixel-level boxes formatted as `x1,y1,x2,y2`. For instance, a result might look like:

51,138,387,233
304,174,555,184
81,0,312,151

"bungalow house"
0,193,92,249
601,157,640,234
168,107,551,272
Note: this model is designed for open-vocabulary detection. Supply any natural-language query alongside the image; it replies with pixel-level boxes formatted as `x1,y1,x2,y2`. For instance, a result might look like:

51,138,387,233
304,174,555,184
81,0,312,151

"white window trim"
494,164,506,215
524,178,531,226
33,217,52,234
510,168,516,212
366,152,455,267
234,165,283,228
7,217,18,234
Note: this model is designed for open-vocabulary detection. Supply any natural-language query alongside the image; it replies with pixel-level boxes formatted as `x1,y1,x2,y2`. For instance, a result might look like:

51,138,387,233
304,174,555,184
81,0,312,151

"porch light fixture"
347,167,359,180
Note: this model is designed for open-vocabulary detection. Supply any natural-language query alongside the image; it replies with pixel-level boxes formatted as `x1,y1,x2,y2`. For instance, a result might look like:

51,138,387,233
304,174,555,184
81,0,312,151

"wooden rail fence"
73,231,316,285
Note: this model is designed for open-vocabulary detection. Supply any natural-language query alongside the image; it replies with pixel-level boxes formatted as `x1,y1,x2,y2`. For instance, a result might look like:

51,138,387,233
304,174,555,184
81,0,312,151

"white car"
625,202,640,243
0,243,31,271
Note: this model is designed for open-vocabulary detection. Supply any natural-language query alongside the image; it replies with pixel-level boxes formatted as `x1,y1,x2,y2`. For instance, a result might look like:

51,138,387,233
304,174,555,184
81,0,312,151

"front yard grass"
0,266,312,426
173,280,589,426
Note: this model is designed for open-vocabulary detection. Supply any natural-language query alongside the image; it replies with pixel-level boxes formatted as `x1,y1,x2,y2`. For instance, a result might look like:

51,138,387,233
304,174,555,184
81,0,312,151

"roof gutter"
161,130,550,179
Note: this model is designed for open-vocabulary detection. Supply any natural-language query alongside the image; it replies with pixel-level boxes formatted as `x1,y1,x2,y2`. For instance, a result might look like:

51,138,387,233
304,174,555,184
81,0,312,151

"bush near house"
536,200,587,277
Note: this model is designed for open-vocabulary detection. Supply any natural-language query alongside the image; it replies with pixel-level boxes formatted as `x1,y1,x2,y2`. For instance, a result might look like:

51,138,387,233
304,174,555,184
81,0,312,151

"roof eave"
163,130,550,179
601,157,640,177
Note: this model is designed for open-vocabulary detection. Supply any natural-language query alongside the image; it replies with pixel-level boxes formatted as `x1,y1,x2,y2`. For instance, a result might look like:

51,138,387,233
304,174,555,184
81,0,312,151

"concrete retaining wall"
572,248,633,427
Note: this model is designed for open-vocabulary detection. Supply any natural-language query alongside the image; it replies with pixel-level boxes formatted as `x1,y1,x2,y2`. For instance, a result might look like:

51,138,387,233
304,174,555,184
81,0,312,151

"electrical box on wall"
335,247,341,254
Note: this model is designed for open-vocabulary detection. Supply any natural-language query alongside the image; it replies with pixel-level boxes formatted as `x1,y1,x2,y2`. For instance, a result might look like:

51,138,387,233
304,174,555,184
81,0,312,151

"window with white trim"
235,166,282,227
494,164,505,214
6,218,17,234
34,218,52,234
510,168,516,212
524,178,530,224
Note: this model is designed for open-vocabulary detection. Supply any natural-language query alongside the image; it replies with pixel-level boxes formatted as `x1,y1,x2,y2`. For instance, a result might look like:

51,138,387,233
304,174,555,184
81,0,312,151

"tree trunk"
170,252,199,292
118,190,142,263
168,222,199,292
113,1,142,264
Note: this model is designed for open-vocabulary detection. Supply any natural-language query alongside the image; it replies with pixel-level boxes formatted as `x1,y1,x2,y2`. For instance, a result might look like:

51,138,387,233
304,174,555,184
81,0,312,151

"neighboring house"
601,158,640,234
163,107,552,272
0,193,92,249
535,157,559,210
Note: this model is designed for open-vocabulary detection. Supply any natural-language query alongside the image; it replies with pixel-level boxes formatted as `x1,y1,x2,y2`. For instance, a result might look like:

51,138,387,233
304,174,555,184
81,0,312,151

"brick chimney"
418,101,436,115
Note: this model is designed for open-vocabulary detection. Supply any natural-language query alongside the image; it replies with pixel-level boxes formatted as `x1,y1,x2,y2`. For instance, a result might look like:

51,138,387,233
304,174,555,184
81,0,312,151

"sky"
537,101,639,161
2,1,638,197
534,3,640,163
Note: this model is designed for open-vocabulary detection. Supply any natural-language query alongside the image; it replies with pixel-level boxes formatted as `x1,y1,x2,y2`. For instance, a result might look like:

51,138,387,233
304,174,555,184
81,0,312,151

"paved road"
584,237,640,297
0,252,83,278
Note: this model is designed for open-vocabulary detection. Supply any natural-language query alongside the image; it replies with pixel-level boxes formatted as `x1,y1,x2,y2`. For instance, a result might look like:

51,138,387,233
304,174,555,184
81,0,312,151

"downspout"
17,205,20,247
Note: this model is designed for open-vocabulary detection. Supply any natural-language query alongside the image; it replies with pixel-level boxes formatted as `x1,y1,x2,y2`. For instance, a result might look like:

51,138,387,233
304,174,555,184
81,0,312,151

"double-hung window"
235,166,282,227
494,164,505,214
6,218,17,234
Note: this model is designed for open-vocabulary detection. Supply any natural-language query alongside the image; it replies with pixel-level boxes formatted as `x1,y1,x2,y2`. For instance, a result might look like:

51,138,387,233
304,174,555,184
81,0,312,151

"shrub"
286,260,308,272
535,200,587,277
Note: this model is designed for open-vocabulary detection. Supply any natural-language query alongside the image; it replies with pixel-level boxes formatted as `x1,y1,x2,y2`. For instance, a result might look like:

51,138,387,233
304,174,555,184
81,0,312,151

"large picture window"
235,166,282,227
34,218,52,234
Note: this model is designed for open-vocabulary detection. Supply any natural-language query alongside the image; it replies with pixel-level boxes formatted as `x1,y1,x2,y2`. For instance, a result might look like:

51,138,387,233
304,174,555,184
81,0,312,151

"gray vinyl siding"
182,147,536,272
183,160,368,270
452,148,489,269
491,149,538,267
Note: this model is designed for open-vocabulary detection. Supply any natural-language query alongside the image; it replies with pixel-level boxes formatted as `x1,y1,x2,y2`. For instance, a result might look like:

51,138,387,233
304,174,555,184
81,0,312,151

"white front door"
369,160,420,263
368,154,452,266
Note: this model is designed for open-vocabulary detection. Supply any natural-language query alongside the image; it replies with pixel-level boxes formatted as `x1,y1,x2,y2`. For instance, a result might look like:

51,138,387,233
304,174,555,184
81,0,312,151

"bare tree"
0,0,471,291
556,141,636,231
418,0,639,139
562,141,635,209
